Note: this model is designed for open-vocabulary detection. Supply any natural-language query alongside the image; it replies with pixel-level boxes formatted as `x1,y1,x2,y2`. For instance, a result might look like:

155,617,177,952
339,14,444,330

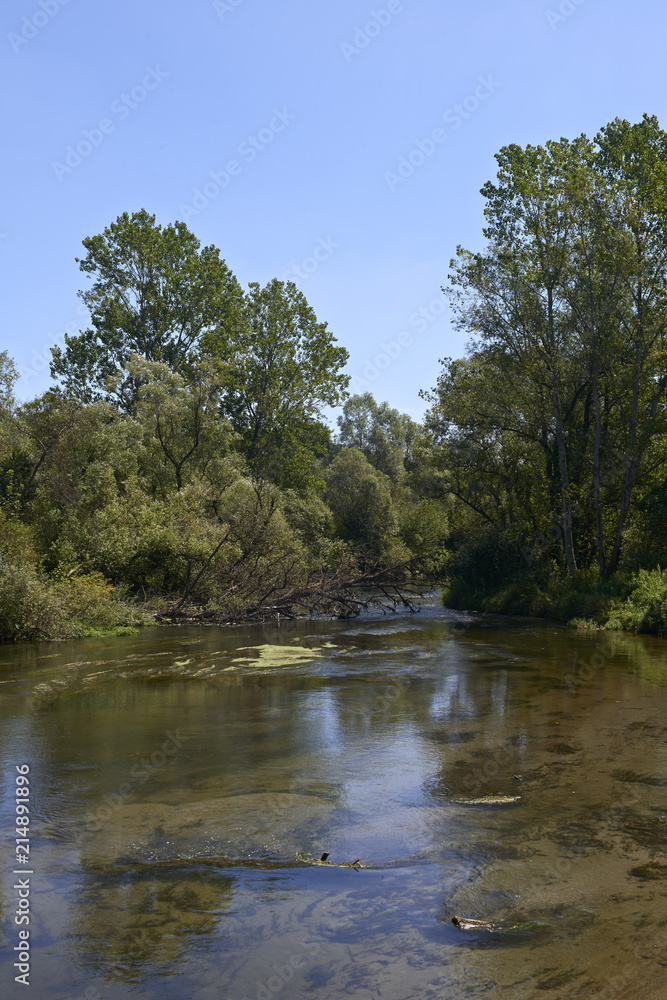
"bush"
0,562,55,640
442,524,528,605
0,563,146,641
604,568,667,637
324,448,397,554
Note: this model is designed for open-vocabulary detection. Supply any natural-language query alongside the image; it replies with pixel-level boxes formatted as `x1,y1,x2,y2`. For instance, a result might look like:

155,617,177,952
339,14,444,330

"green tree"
428,115,667,584
337,393,419,481
126,355,237,493
324,448,397,555
594,115,667,574
447,136,601,575
206,278,349,474
50,209,244,410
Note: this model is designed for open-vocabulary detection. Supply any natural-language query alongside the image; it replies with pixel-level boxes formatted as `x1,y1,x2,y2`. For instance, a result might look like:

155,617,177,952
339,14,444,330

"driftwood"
452,917,496,931
155,560,430,626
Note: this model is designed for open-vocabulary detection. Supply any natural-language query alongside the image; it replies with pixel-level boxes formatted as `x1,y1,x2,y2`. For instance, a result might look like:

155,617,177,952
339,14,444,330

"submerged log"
452,795,521,805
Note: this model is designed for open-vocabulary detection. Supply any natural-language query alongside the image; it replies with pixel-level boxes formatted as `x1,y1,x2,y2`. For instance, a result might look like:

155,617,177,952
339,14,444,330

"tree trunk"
607,274,643,577
591,353,606,576
547,288,577,576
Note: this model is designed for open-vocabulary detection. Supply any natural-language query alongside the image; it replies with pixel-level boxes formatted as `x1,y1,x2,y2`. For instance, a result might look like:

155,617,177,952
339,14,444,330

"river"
1,604,666,999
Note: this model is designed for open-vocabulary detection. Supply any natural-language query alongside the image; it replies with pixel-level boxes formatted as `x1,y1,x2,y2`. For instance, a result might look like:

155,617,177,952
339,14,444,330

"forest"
2,113,667,641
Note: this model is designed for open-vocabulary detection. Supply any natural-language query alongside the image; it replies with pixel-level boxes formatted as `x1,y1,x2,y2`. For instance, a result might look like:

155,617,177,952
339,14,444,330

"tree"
427,115,667,582
447,136,601,575
206,278,349,473
324,448,397,554
50,210,244,410
337,393,419,481
126,355,237,493
594,115,667,574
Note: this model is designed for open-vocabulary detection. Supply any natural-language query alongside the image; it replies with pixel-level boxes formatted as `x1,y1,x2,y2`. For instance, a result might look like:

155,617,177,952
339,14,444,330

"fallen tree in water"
155,558,430,625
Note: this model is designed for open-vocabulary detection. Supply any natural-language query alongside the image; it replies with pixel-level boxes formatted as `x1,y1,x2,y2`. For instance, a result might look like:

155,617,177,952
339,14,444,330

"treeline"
4,114,667,643
422,114,667,634
0,211,448,639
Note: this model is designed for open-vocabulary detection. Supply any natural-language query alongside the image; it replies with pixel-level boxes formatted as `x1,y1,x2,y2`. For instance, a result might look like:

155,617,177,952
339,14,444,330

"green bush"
604,568,667,636
0,562,55,640
324,448,397,554
0,563,146,641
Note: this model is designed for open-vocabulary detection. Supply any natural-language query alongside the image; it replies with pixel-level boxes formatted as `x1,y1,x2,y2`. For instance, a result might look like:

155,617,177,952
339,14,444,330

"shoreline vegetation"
4,114,667,644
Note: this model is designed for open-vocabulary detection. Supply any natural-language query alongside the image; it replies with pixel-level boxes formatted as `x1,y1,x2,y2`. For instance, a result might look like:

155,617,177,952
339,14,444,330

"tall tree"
50,209,244,410
429,116,667,580
206,278,349,473
595,116,667,574
447,137,597,574
337,393,419,481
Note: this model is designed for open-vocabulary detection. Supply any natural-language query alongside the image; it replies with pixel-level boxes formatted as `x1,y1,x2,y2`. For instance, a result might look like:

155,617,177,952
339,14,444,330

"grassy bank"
443,567,667,638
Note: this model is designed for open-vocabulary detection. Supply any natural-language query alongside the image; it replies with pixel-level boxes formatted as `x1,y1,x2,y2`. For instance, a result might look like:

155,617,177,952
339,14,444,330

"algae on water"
228,642,338,669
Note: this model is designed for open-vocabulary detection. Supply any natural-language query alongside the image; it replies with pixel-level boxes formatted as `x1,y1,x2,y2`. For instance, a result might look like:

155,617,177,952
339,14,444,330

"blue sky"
2,0,664,421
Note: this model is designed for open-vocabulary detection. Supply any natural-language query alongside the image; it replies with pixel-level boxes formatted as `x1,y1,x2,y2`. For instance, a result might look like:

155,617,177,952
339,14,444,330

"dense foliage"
5,115,667,642
423,114,667,634
0,213,448,639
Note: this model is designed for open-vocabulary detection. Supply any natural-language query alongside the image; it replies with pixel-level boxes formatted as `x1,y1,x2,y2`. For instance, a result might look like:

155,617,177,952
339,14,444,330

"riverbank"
0,562,428,642
4,556,666,643
442,566,667,638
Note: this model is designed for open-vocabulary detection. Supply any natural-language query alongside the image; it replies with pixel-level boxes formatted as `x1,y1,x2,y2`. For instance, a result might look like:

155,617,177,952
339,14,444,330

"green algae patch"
228,642,338,669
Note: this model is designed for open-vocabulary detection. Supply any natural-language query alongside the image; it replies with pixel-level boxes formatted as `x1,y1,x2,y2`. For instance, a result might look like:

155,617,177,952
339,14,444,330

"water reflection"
72,866,234,982
1,607,666,999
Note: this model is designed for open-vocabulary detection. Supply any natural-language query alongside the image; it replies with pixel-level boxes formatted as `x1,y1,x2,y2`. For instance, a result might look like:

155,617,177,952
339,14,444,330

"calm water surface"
1,605,667,999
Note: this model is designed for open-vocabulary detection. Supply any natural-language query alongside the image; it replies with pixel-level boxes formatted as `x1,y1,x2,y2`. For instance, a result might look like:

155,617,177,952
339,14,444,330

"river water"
1,604,666,999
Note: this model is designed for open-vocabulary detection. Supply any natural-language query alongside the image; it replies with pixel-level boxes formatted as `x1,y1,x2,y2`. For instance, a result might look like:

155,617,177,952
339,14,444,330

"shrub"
604,568,667,637
0,561,55,640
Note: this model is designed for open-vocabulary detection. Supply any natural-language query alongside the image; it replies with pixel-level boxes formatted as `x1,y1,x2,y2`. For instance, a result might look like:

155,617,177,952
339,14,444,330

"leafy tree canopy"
337,392,419,481
50,209,244,410
206,277,349,471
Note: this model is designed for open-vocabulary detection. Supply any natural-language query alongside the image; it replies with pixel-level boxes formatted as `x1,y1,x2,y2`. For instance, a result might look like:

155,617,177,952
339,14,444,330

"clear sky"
2,0,664,421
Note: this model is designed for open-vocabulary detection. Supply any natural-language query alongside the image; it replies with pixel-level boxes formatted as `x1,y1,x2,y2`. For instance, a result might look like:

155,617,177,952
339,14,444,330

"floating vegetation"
452,916,497,931
228,642,338,669
452,915,546,935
